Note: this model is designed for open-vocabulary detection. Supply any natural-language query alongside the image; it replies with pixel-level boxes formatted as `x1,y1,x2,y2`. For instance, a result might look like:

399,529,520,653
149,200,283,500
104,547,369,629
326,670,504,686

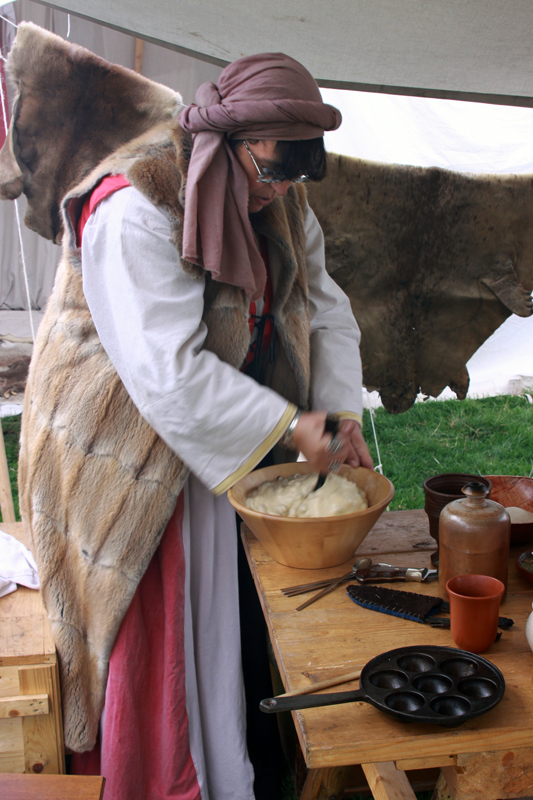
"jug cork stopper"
462,481,489,498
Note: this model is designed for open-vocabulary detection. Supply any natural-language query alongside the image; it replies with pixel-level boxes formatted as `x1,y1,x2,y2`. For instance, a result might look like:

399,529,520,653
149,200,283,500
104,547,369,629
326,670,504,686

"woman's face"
234,140,292,214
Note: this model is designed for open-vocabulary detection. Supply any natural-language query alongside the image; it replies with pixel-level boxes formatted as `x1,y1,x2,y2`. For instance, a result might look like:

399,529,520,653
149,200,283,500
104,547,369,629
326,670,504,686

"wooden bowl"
516,551,533,586
228,463,395,569
484,476,533,545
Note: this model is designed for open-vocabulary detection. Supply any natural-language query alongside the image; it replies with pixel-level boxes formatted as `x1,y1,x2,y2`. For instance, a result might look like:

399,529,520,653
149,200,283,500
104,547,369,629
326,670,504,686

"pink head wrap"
178,53,341,300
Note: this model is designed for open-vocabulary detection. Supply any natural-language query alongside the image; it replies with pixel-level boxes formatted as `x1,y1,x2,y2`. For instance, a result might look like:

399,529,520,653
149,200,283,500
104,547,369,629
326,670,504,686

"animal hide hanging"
308,155,533,413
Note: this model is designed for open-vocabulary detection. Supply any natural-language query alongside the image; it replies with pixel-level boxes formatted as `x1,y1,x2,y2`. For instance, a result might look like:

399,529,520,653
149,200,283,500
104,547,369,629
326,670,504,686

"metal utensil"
313,418,341,492
295,557,372,611
353,565,438,583
281,559,373,597
281,561,436,597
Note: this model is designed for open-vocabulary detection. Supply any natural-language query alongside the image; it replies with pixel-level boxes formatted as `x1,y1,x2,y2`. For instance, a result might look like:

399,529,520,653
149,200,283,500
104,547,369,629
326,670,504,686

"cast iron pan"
260,645,505,727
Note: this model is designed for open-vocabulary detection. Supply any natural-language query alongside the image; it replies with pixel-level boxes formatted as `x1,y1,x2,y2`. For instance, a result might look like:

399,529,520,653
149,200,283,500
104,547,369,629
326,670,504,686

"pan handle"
260,688,367,714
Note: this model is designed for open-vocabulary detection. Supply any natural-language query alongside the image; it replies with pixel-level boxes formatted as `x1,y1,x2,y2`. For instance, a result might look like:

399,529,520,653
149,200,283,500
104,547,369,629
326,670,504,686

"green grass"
0,414,21,521
361,394,533,510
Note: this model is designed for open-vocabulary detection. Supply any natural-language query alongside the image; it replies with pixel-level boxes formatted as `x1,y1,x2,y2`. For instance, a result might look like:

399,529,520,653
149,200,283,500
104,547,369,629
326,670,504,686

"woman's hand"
338,419,374,470
291,412,373,474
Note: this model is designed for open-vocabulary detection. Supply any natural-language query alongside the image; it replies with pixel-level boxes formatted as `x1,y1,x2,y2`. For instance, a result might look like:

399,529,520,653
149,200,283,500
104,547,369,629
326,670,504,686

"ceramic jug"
438,481,510,601
526,602,533,652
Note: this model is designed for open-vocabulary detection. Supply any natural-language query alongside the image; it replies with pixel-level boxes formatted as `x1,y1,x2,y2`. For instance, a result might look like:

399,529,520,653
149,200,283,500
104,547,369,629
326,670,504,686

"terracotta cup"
446,574,505,654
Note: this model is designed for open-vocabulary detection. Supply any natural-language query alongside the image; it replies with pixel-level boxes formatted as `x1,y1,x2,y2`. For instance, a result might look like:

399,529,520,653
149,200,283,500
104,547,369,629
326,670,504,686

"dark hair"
275,138,327,182
229,137,328,182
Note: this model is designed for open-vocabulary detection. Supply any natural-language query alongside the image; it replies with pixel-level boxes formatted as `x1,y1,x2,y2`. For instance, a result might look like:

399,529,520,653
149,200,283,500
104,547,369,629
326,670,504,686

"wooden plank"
0,717,24,773
19,666,65,774
0,665,26,772
0,524,56,664
362,761,417,800
241,512,533,771
395,755,457,771
438,747,533,800
0,773,105,799
359,509,435,556
0,694,49,719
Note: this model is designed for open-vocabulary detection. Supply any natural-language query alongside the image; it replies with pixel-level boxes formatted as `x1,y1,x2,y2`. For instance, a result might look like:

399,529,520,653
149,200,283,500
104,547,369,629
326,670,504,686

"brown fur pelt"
308,155,533,412
0,21,181,242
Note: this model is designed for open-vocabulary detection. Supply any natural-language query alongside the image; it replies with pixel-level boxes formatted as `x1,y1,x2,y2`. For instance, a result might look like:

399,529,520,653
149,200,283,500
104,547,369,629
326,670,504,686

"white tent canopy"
32,0,533,107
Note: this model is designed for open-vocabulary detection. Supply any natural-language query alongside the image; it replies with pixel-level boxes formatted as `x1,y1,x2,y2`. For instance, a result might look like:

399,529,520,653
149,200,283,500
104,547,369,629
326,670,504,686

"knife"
353,565,438,583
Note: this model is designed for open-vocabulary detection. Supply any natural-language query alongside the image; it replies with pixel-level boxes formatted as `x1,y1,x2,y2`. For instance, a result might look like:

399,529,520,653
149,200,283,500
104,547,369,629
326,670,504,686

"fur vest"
18,122,312,752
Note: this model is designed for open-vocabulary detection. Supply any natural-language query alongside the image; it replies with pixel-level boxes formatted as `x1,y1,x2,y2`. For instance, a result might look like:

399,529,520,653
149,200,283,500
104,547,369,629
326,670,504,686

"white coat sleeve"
305,201,364,425
81,186,295,494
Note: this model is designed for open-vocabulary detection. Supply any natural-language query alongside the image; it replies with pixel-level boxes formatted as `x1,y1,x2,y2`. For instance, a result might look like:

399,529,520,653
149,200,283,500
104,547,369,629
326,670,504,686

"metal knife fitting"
353,565,438,583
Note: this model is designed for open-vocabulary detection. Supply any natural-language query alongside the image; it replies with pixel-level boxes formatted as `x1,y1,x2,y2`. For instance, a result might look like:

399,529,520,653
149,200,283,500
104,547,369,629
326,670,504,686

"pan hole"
430,696,471,716
457,678,498,699
440,658,478,678
369,670,408,689
412,674,453,694
385,691,425,713
396,654,435,672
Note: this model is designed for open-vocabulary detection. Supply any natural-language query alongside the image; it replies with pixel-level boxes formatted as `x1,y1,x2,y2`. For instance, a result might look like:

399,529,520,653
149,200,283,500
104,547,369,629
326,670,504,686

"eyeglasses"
242,140,310,184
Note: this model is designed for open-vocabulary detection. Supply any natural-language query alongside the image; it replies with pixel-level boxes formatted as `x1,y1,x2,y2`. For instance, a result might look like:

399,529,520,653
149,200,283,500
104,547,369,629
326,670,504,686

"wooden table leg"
362,762,417,800
431,747,533,800
299,766,351,800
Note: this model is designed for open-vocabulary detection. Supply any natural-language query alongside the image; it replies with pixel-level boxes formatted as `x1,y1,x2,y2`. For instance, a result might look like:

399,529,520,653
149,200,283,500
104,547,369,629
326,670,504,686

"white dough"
506,506,533,524
244,472,368,518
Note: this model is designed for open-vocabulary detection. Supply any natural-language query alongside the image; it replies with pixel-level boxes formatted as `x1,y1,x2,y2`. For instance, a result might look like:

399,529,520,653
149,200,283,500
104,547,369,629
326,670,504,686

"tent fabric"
0,0,531,401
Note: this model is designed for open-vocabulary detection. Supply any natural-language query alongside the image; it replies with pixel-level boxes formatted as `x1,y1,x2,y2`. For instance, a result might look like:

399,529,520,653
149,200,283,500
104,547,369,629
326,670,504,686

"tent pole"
135,38,144,74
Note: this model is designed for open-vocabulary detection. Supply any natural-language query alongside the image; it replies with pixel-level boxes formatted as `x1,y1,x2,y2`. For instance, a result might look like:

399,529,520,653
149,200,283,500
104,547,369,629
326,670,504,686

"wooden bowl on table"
228,463,394,569
484,475,533,545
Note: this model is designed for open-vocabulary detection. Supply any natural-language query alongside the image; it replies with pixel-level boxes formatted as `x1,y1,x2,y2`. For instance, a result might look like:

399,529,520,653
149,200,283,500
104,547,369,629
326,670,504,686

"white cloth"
81,187,363,492
182,476,254,800
0,528,39,598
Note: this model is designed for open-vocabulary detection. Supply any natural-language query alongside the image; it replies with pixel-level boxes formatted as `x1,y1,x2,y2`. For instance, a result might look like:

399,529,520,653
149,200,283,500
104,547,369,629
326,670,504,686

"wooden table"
0,773,105,799
0,522,65,774
241,509,533,800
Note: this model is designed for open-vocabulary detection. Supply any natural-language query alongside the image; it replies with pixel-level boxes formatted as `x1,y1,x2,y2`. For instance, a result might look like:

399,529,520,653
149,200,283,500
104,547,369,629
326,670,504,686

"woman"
18,44,371,800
